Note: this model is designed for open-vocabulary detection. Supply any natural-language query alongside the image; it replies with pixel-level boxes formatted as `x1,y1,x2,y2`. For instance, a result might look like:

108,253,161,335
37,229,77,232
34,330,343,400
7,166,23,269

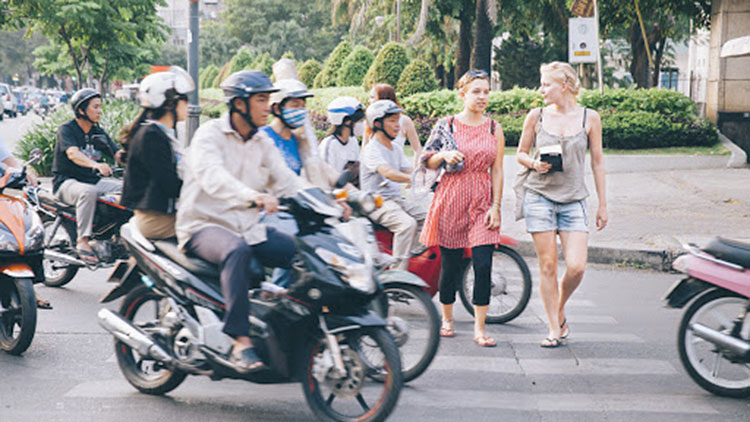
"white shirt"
318,134,360,173
176,113,305,248
360,138,410,198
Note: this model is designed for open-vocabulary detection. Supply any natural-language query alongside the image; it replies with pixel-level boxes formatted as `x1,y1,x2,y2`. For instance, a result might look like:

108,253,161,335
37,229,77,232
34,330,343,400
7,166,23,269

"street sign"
570,0,594,17
569,17,598,64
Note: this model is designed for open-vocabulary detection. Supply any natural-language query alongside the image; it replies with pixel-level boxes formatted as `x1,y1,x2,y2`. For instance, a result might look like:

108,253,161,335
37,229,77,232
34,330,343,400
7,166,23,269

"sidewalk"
500,154,750,270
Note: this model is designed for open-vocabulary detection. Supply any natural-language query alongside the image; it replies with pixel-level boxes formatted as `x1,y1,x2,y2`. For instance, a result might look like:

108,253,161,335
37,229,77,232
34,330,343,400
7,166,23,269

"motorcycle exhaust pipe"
44,250,87,267
97,309,173,363
691,323,750,359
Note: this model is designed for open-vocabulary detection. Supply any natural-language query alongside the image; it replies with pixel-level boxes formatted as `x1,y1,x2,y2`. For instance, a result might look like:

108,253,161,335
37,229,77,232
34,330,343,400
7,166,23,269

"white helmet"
365,100,403,129
326,96,365,126
269,78,313,106
138,66,195,109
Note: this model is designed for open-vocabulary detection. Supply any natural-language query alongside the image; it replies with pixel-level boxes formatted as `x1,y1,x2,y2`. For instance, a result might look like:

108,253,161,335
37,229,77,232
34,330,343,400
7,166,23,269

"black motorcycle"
98,187,403,422
25,169,131,287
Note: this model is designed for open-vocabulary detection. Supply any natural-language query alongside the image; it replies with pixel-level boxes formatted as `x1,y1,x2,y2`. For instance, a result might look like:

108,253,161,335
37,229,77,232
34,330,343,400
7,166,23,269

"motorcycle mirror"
335,170,352,189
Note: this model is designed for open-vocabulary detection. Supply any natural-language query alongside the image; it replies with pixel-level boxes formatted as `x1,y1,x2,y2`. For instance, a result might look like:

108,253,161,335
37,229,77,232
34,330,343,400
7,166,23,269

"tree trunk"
651,32,667,88
628,22,651,88
454,0,474,86
99,59,109,96
59,25,83,90
406,0,431,45
470,0,493,73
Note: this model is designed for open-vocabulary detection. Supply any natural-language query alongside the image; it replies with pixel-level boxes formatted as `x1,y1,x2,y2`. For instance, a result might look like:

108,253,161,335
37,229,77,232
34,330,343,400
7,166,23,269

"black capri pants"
438,245,494,307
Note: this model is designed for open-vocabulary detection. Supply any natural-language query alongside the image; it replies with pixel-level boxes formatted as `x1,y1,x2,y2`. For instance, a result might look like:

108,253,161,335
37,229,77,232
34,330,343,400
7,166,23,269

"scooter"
98,187,402,422
664,237,750,397
25,168,130,287
0,149,46,355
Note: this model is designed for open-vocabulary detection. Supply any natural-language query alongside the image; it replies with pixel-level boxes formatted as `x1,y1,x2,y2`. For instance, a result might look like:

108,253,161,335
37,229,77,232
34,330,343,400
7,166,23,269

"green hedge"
337,46,374,87
363,42,409,90
16,100,141,176
599,111,717,149
212,61,232,88
299,59,323,88
249,52,275,77
315,40,352,88
305,86,369,117
396,59,438,97
229,47,254,74
200,65,219,89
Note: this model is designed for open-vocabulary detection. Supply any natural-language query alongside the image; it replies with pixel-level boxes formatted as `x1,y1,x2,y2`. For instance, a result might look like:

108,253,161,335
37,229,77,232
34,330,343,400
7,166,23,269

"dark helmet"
70,88,101,118
220,70,279,104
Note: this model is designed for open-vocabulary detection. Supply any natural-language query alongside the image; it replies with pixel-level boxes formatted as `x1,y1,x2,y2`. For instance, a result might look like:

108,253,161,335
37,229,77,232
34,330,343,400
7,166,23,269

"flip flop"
540,337,562,348
439,319,455,337
36,299,53,310
560,318,569,339
231,346,266,373
473,336,497,348
77,248,99,263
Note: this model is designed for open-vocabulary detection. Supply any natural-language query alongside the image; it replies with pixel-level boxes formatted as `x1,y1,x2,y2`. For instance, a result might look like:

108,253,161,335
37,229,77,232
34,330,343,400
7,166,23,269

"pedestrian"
120,66,193,239
364,83,423,165
513,61,608,348
419,70,505,348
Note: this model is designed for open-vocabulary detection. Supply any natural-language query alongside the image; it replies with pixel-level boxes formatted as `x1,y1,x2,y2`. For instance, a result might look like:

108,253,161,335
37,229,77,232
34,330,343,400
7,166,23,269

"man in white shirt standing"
175,70,304,373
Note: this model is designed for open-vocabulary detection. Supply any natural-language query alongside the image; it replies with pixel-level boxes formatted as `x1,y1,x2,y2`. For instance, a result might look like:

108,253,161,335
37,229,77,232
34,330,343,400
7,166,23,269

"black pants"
438,245,494,307
185,226,296,338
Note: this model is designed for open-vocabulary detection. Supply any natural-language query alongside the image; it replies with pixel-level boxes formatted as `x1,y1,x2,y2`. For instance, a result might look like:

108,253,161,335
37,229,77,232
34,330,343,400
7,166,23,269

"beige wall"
706,0,750,122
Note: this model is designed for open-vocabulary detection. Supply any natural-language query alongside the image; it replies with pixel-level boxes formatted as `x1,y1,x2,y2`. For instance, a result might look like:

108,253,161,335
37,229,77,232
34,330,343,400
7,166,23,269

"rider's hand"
256,194,280,214
531,159,552,174
25,172,38,186
114,149,127,166
338,200,352,220
96,163,112,177
441,151,464,165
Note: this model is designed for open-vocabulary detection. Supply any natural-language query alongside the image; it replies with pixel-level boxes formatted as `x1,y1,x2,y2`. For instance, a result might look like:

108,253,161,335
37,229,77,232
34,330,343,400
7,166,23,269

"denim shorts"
523,190,588,233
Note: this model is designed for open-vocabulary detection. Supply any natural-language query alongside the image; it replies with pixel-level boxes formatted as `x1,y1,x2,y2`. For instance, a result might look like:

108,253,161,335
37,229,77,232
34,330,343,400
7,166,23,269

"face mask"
282,107,307,129
353,121,365,137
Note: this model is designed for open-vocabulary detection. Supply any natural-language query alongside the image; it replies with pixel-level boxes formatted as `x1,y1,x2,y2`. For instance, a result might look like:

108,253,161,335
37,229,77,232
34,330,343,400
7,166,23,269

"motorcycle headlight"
25,212,44,250
315,248,376,294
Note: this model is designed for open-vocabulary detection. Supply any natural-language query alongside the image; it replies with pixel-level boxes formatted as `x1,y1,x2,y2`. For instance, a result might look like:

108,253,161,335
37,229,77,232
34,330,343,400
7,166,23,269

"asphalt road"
2,262,749,422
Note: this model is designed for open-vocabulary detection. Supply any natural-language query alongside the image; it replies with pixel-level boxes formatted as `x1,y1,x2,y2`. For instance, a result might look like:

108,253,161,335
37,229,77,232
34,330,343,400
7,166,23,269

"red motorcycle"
374,226,532,324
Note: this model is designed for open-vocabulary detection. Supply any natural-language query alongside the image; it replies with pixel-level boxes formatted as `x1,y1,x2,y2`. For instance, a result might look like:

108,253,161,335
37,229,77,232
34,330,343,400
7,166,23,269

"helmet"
138,66,194,109
365,100,403,129
326,96,365,126
220,70,278,104
269,79,313,107
70,88,101,117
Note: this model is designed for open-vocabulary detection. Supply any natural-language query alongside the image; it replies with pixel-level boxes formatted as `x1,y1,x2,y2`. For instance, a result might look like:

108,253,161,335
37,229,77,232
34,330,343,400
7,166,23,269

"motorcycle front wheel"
301,327,402,422
42,219,80,287
459,245,532,324
0,278,37,355
678,288,750,398
114,286,187,395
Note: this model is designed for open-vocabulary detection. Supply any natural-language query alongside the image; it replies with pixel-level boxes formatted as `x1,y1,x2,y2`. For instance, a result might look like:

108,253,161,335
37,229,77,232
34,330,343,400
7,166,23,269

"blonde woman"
420,70,505,347
515,62,608,348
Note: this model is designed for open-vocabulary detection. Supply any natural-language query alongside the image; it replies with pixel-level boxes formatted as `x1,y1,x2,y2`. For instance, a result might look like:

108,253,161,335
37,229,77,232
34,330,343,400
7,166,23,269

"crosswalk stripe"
419,356,676,375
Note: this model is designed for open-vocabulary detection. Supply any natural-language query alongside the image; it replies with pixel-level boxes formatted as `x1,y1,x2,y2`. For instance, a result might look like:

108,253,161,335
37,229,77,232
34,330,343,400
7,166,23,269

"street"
2,262,749,422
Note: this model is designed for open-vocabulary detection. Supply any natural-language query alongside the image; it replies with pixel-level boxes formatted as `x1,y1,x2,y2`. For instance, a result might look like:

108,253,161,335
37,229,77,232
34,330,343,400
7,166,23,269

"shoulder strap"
538,107,544,122
582,107,587,129
490,118,495,135
449,116,455,134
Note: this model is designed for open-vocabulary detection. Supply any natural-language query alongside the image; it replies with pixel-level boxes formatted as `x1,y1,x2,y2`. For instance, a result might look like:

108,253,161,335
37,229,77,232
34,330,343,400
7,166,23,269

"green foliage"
249,52,275,76
200,65,219,90
316,40,352,88
305,86,369,116
299,59,323,88
363,42,410,90
16,100,140,176
337,46,374,87
600,111,717,149
490,115,525,147
199,88,225,118
486,88,546,114
396,59,438,97
579,88,698,119
400,90,461,118
281,51,295,60
199,21,242,68
493,34,562,90
213,61,232,88
313,71,325,89
229,47,254,74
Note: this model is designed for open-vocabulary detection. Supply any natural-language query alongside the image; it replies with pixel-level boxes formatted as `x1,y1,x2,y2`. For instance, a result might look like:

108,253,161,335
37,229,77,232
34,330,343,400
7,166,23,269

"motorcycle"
0,149,46,355
98,187,402,422
25,168,131,287
664,237,750,397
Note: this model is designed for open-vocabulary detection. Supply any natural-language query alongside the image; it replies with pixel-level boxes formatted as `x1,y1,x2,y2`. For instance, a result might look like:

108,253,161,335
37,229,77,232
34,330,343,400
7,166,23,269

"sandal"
230,346,266,373
36,298,53,310
540,337,562,348
473,335,497,348
439,319,455,337
77,248,99,263
560,318,569,339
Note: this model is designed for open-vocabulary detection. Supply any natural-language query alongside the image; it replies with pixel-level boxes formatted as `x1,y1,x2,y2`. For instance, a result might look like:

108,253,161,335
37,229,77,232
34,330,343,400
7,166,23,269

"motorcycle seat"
703,237,750,269
38,189,75,213
153,239,221,279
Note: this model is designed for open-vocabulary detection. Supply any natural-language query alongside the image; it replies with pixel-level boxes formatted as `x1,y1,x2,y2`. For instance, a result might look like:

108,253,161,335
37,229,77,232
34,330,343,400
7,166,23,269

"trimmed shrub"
249,52,274,76
16,100,140,176
579,88,697,119
213,61,232,88
400,90,461,118
600,111,717,149
337,46,374,87
229,47,254,74
316,40,352,88
396,59,438,97
199,88,226,118
306,86,369,116
313,71,325,89
486,87,545,114
200,64,219,89
299,59,323,88
363,42,409,90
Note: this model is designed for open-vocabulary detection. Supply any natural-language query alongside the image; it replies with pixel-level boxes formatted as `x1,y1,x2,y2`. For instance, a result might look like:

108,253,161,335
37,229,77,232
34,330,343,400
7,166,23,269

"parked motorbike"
664,237,750,397
0,149,46,355
26,168,130,287
98,187,402,422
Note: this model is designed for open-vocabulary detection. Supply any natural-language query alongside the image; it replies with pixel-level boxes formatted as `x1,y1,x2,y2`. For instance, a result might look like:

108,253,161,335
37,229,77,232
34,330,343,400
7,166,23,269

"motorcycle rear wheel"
0,278,37,355
459,245,532,324
42,219,79,287
114,286,187,395
678,288,750,398
301,327,402,422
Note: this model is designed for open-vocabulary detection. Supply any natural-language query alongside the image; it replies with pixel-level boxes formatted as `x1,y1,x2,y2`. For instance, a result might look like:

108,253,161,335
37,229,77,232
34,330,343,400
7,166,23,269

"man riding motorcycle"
52,88,125,263
361,100,427,271
175,70,305,373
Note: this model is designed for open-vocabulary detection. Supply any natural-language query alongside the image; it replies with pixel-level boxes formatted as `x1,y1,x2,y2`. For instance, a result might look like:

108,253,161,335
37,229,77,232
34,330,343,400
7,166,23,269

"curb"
515,240,679,272
719,131,749,168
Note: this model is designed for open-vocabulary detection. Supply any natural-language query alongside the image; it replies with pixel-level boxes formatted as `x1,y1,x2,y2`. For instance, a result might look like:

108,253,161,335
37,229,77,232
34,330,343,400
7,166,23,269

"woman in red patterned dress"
419,70,506,347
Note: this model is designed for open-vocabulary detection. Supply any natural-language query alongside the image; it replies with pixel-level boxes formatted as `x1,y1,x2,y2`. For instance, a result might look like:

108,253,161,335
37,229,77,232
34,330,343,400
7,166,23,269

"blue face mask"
282,107,307,129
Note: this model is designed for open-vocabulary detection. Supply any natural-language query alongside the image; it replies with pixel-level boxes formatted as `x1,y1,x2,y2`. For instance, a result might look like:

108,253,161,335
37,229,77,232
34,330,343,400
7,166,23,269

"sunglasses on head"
467,69,488,78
